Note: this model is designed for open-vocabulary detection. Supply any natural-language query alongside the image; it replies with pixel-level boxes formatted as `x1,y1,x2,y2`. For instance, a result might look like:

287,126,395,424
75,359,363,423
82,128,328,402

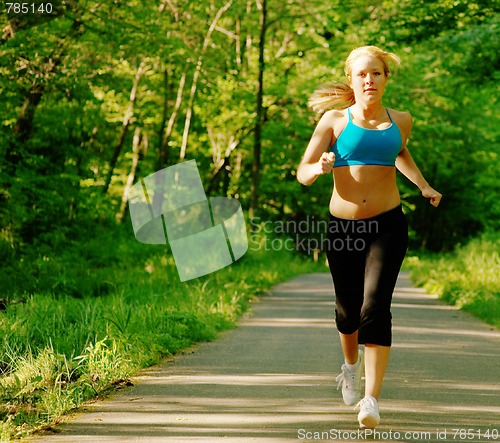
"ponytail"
308,83,355,114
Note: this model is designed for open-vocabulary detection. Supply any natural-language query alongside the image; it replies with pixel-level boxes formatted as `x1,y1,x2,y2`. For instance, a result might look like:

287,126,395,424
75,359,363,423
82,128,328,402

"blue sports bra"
330,107,402,168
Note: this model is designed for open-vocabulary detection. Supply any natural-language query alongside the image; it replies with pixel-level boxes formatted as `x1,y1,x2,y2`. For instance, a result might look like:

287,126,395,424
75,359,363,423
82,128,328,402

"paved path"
31,272,499,443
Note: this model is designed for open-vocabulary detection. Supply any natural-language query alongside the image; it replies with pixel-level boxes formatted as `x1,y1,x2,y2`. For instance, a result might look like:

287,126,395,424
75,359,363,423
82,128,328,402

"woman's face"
348,55,388,104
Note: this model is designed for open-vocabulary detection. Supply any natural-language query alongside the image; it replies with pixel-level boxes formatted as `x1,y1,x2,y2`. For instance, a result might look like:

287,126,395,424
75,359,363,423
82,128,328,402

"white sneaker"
335,350,364,406
356,396,380,429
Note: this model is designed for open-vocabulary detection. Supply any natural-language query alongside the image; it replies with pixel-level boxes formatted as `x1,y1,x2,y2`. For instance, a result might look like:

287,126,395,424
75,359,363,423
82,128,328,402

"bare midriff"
329,165,400,219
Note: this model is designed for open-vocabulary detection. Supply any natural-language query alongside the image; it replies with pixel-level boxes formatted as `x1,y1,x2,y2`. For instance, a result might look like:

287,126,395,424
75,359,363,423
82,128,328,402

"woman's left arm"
395,112,442,207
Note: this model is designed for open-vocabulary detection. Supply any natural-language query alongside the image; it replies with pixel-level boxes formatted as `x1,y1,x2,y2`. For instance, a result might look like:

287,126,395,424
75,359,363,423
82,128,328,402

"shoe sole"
359,414,380,429
344,395,361,407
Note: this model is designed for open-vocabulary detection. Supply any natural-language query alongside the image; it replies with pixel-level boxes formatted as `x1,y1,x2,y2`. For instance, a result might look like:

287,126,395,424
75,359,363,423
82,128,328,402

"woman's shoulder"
320,109,348,135
323,109,347,142
321,108,347,121
388,108,413,134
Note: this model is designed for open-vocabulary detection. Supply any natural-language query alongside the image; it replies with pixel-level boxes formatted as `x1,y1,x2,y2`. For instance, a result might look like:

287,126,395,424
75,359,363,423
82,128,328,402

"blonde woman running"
297,46,442,429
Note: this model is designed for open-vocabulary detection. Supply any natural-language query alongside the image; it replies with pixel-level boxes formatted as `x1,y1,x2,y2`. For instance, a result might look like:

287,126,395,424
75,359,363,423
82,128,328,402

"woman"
297,46,441,429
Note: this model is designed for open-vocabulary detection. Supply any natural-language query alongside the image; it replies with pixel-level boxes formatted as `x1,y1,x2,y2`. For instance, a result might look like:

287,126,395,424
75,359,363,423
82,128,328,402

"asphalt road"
31,272,500,443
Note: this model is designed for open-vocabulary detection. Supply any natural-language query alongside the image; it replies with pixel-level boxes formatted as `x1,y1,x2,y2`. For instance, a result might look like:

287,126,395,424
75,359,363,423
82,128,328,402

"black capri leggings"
326,205,408,346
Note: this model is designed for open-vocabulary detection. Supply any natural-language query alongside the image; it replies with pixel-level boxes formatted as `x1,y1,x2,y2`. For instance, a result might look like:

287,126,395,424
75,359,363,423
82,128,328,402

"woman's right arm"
297,110,337,186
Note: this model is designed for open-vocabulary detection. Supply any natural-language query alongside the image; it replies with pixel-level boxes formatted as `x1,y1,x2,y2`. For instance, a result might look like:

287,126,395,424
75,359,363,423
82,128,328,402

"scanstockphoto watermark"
249,216,379,254
297,428,499,441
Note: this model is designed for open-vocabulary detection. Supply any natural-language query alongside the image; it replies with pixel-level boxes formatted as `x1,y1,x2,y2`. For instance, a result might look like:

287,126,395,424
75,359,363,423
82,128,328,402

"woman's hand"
421,185,442,207
316,152,335,175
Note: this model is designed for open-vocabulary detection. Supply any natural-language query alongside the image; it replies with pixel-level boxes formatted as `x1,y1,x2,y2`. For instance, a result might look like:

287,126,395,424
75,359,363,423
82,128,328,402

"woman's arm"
396,148,441,207
297,110,338,186
395,112,442,207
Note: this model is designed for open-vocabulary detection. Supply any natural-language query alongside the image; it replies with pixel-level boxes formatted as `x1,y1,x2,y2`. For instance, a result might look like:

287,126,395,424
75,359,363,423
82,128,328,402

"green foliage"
383,13,500,249
375,0,498,44
406,231,500,328
1,1,499,252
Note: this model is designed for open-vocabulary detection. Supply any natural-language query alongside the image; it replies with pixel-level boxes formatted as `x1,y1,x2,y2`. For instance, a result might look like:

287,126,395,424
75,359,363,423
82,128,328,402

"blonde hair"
308,46,401,114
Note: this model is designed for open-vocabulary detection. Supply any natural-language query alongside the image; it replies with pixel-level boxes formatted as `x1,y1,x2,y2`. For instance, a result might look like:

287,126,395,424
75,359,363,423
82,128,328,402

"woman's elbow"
296,164,310,186
296,173,308,186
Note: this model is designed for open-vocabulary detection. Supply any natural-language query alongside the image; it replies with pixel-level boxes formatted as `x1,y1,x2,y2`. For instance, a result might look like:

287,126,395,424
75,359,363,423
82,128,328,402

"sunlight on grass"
405,231,499,328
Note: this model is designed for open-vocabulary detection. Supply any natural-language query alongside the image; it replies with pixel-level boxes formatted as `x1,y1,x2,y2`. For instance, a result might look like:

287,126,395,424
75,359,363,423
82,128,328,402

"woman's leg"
359,209,408,395
364,344,390,399
356,208,408,428
326,216,366,344
358,343,391,429
339,330,359,365
327,216,367,406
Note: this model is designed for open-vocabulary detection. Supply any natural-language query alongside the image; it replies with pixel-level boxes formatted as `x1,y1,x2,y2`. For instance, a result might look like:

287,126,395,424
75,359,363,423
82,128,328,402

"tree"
249,0,267,219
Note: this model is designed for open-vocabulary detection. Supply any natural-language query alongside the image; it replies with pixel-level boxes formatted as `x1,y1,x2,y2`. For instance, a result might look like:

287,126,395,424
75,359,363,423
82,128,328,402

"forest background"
0,0,499,439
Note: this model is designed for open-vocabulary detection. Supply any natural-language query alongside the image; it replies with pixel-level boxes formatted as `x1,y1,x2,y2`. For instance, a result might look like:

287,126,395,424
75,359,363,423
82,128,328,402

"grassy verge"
405,231,499,328
0,223,324,441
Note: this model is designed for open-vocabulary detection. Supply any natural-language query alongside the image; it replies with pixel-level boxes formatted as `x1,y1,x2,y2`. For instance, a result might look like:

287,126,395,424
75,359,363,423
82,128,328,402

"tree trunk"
116,127,142,223
207,135,239,194
3,83,45,170
156,68,170,170
3,13,83,173
249,0,267,219
235,17,242,71
179,0,234,160
157,69,186,170
206,122,253,194
4,64,60,173
103,60,146,193
242,0,253,74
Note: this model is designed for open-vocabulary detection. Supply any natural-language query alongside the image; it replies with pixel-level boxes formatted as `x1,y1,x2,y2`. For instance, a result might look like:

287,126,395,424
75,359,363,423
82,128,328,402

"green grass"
0,223,324,441
405,231,500,328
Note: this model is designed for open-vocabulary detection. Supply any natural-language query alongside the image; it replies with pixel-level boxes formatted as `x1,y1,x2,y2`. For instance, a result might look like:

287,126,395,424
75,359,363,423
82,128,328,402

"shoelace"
355,396,377,411
335,364,355,390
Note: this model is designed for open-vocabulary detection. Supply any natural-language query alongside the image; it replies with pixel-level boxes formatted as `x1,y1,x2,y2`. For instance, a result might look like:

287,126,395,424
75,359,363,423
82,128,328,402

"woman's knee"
358,307,392,346
335,308,361,335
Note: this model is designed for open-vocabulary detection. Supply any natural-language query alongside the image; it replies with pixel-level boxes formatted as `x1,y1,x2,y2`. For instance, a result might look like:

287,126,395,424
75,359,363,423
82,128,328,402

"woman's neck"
350,102,387,121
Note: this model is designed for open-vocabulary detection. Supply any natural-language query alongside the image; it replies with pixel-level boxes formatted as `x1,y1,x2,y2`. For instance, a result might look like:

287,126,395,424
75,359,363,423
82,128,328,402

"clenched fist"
421,185,442,207
317,151,335,175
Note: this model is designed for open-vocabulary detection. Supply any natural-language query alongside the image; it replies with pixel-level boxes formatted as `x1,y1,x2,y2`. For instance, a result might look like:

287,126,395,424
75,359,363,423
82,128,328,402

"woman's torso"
328,107,404,219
